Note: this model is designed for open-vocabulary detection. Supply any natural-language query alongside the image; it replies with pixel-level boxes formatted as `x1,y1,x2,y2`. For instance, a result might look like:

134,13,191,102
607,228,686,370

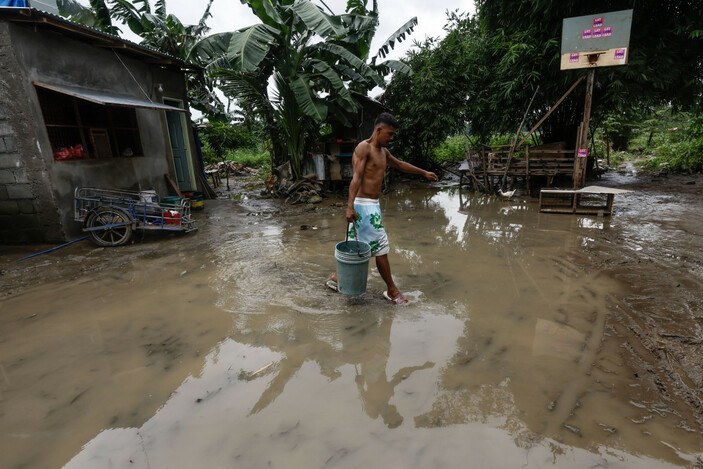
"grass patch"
230,147,271,172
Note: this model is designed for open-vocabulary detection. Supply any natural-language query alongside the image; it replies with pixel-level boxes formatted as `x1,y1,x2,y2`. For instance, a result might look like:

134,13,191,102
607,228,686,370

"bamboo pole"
515,75,586,149
501,86,540,190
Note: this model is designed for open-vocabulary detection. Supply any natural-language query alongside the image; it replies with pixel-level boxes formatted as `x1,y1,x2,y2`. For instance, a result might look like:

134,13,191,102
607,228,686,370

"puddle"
1,178,702,468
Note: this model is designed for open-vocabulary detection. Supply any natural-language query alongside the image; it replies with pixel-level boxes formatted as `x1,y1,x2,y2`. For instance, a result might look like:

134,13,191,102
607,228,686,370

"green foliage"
390,0,703,155
470,0,703,145
199,122,256,164
384,12,475,165
196,0,417,177
432,136,468,164
231,147,271,171
57,0,120,34
641,137,703,173
596,106,703,173
57,0,224,117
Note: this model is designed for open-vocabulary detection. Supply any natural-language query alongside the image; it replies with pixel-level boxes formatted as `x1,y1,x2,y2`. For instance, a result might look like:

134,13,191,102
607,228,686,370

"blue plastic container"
335,240,371,295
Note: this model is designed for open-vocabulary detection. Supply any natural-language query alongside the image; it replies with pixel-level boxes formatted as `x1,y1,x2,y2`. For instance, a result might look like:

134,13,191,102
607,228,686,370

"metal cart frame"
74,187,197,246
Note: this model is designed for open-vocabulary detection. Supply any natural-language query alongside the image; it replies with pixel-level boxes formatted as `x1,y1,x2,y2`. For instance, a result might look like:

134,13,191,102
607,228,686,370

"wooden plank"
165,173,183,198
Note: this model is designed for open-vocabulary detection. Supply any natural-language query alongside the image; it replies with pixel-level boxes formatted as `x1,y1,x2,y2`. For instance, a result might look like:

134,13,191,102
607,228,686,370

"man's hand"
424,171,439,182
346,206,357,223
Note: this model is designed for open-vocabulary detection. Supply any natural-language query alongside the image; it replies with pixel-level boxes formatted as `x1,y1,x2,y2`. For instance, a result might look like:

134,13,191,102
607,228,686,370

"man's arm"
346,142,370,222
386,151,439,181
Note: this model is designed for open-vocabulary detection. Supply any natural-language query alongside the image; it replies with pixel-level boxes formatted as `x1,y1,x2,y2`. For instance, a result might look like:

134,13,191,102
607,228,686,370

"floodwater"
1,173,702,468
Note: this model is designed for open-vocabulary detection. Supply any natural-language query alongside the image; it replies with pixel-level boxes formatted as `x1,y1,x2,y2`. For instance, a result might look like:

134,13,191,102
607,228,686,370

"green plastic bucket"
335,240,371,295
161,196,181,207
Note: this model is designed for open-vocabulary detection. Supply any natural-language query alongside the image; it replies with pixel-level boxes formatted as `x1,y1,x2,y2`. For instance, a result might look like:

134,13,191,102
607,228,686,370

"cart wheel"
86,207,134,247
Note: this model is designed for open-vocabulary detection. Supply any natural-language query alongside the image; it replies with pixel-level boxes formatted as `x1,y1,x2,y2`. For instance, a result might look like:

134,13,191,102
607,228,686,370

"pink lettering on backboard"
593,17,603,27
593,28,603,38
577,149,588,158
603,26,613,37
582,29,593,39
570,53,580,63
615,49,626,59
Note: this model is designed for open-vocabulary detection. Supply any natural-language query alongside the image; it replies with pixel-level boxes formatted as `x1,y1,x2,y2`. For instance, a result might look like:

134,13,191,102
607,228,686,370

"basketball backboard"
561,9,633,70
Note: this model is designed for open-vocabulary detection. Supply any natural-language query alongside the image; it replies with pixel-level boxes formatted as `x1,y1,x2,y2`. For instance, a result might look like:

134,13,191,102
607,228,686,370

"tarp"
0,0,28,6
33,82,186,112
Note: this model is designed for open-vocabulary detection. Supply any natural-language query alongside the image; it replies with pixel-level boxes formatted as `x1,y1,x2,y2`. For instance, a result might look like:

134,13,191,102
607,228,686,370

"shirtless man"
327,113,438,304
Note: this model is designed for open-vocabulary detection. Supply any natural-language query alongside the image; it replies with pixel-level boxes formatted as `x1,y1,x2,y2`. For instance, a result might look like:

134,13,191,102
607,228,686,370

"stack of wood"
204,161,258,176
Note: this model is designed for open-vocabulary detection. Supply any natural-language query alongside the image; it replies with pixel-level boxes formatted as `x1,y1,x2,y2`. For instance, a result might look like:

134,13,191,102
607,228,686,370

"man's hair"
374,113,399,129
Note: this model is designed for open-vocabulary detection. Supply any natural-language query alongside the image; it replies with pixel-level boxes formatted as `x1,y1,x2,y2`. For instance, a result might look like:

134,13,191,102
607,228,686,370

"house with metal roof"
0,0,206,243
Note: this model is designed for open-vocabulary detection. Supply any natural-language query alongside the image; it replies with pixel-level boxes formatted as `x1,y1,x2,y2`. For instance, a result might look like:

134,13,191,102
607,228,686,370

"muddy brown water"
1,172,702,468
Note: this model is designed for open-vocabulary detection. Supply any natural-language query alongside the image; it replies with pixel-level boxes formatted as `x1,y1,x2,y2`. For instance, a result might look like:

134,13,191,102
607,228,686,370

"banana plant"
57,0,224,116
56,0,120,35
192,0,417,176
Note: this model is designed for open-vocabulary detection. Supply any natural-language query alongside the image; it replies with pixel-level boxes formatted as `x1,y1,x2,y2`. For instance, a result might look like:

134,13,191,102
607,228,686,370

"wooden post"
481,145,489,192
574,69,594,188
525,145,530,195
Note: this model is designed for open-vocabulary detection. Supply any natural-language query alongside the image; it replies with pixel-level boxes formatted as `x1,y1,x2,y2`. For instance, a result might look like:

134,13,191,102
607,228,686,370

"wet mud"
0,170,702,468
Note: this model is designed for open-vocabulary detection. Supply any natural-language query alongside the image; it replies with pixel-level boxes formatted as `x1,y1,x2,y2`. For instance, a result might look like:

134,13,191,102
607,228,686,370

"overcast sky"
113,0,477,60
80,0,476,117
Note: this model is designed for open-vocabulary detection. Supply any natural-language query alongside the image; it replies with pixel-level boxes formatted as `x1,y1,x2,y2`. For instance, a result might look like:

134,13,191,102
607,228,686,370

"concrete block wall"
0,103,44,243
0,23,63,244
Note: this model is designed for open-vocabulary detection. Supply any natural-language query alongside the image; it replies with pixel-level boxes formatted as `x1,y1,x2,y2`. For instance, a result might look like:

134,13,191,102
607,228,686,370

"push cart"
74,187,197,247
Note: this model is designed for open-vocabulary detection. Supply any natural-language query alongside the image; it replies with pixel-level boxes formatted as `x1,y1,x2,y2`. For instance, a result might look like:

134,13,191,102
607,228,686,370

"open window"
33,82,184,161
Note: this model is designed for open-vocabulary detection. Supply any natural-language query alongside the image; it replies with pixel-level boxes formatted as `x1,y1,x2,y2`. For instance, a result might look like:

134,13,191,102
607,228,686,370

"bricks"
2,136,16,153
0,169,13,184
0,121,11,137
17,200,36,214
7,183,33,199
0,200,18,215
0,153,21,169
13,168,27,183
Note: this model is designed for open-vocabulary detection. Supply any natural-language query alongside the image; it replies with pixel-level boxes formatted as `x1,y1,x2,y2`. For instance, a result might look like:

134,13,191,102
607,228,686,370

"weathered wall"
0,22,62,243
1,21,199,243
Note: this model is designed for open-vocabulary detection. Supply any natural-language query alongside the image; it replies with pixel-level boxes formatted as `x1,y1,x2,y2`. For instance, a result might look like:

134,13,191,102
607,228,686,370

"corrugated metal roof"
0,6,201,71
34,81,186,112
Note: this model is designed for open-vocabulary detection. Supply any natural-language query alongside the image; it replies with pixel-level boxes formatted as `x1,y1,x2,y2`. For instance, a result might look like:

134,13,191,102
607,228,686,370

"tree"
199,122,255,190
384,12,475,165
191,0,417,177
57,0,224,117
467,0,703,145
57,0,119,34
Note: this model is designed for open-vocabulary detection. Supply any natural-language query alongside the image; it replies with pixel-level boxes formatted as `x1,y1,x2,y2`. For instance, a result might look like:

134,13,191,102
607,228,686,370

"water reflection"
5,188,702,468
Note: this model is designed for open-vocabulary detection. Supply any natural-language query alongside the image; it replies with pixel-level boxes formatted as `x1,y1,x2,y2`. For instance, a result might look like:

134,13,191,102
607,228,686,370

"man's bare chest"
366,150,387,171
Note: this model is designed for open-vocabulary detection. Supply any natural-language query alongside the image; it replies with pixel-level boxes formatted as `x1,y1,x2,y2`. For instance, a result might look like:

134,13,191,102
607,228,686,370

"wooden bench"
539,186,632,215
205,169,221,188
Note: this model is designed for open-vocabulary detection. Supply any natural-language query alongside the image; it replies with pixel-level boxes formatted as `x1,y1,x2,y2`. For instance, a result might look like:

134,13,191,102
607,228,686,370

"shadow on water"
1,186,702,468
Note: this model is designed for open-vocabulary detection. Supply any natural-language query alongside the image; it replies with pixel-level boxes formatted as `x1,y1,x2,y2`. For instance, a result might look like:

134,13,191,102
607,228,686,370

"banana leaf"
371,16,417,64
290,76,328,121
228,24,279,72
290,0,346,38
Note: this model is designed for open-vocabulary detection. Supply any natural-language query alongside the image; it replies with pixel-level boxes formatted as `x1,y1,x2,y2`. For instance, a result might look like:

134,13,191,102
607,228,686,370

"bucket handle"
345,220,363,257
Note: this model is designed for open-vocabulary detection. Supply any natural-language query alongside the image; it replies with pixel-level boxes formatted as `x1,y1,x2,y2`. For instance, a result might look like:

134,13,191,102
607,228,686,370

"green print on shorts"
348,221,359,239
369,240,380,252
369,213,384,230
